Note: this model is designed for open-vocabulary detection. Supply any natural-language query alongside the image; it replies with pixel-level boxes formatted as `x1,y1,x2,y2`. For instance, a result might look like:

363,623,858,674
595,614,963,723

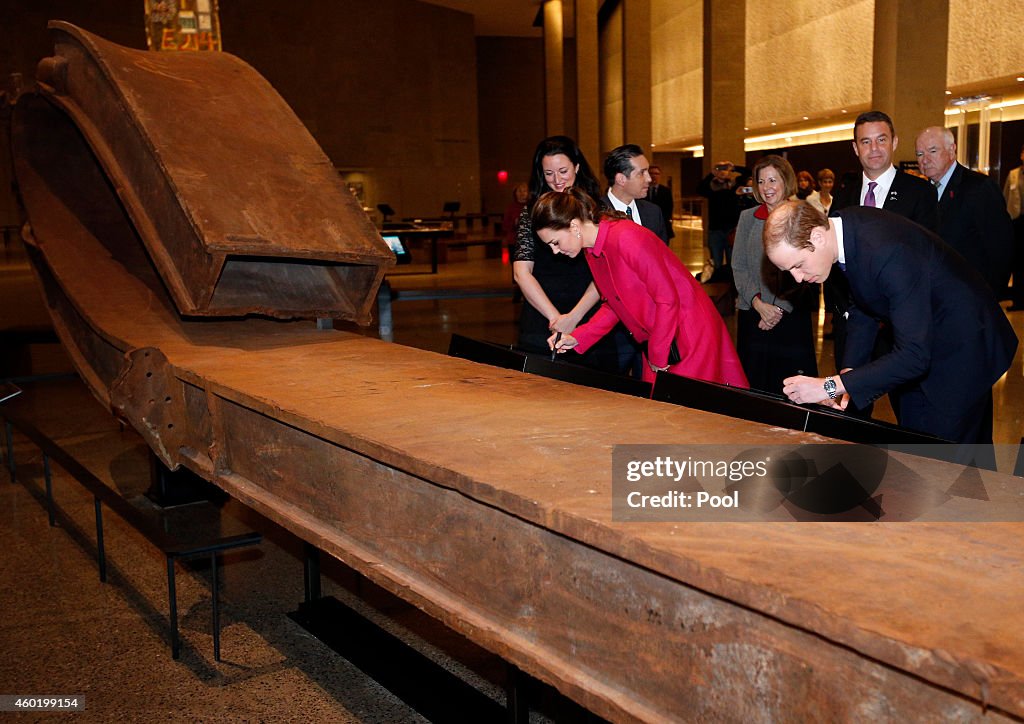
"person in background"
533,188,748,387
811,168,835,213
732,156,817,393
502,182,529,254
512,136,620,372
735,175,758,213
914,126,1013,296
697,160,749,270
796,171,816,200
1002,143,1024,311
646,164,675,239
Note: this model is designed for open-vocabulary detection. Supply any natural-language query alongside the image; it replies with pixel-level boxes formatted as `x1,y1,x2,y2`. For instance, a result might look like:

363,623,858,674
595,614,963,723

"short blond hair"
762,200,828,252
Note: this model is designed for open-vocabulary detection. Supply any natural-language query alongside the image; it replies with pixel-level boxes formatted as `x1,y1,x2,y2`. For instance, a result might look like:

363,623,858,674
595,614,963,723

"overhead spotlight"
945,90,952,95
770,122,777,126
841,109,847,114
1017,76,1024,82
802,116,809,120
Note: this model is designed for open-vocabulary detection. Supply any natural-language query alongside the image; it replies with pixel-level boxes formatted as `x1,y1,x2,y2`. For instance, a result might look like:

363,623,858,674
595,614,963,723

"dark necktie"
864,181,878,208
626,206,634,221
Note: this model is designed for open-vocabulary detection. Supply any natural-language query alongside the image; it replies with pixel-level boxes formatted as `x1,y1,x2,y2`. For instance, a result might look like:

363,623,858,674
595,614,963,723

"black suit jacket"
647,184,675,239
831,168,938,231
826,168,940,367
835,208,1017,424
636,197,670,244
936,163,1014,293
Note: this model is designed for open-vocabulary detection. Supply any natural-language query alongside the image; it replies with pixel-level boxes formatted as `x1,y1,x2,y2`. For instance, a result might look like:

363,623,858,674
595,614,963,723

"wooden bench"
0,382,261,661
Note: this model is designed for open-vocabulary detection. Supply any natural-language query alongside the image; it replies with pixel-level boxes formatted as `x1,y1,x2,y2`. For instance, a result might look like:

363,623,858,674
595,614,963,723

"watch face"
824,378,837,398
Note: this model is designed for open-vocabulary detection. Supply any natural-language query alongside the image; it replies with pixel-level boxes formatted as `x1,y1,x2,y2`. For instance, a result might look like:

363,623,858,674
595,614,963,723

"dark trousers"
898,387,995,469
1011,216,1024,306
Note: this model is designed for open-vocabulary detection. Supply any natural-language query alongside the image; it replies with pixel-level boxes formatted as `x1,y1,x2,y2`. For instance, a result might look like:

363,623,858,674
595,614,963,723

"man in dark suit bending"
764,201,1017,451
914,125,1013,295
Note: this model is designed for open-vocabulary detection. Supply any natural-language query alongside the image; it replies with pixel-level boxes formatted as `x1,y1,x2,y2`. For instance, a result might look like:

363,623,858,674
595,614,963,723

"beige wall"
948,0,1024,89
600,2,625,151
651,0,703,144
745,0,874,129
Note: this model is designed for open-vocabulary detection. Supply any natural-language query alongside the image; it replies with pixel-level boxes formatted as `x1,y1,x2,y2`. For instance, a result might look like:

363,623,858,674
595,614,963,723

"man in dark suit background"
646,164,675,239
764,201,1017,452
602,144,670,244
827,110,939,407
914,126,1013,294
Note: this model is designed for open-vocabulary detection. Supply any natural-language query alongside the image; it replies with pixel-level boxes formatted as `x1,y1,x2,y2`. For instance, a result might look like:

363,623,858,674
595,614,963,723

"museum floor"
0,219,1022,722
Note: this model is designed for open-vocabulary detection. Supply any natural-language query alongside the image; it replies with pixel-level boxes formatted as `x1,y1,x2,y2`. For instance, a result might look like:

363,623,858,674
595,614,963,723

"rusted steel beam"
33,21,393,321
10,26,1024,722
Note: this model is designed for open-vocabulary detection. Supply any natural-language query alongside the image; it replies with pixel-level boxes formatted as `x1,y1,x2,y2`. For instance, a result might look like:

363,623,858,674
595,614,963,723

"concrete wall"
0,0,481,221
948,0,1024,89
476,36,546,214
745,0,874,129
600,2,624,151
651,0,702,145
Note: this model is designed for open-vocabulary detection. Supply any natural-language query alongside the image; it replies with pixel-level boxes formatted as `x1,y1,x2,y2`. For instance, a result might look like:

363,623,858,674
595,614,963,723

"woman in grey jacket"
731,155,818,393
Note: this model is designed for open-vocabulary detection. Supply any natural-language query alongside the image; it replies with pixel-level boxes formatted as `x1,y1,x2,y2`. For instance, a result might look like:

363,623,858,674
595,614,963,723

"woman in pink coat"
533,189,748,387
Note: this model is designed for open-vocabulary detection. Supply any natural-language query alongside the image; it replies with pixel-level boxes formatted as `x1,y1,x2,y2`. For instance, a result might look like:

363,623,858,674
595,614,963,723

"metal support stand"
210,552,221,661
5,420,14,480
377,280,393,343
95,498,106,582
303,542,321,603
43,453,55,526
167,557,179,658
505,663,530,724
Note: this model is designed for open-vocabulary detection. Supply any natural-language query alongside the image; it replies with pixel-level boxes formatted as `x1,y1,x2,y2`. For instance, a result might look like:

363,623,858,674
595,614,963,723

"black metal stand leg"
94,498,106,582
303,542,321,603
5,421,15,481
43,453,55,526
210,551,221,662
167,556,180,659
505,663,529,724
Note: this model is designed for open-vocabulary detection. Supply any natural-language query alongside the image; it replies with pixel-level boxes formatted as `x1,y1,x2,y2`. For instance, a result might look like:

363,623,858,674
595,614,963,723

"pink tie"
864,181,878,207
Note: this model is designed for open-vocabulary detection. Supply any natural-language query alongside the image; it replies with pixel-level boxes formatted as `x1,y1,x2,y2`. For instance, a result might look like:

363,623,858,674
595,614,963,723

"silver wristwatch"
823,376,837,400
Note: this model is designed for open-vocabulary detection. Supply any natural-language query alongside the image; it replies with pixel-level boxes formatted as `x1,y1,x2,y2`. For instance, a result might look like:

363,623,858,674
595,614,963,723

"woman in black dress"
512,137,621,372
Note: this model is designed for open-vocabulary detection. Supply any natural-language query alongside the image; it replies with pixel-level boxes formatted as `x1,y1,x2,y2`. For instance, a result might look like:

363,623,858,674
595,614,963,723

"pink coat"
572,220,748,387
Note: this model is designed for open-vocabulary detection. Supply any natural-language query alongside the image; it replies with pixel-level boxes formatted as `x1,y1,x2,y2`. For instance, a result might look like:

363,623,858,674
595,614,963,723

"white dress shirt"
606,189,640,223
860,165,897,207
